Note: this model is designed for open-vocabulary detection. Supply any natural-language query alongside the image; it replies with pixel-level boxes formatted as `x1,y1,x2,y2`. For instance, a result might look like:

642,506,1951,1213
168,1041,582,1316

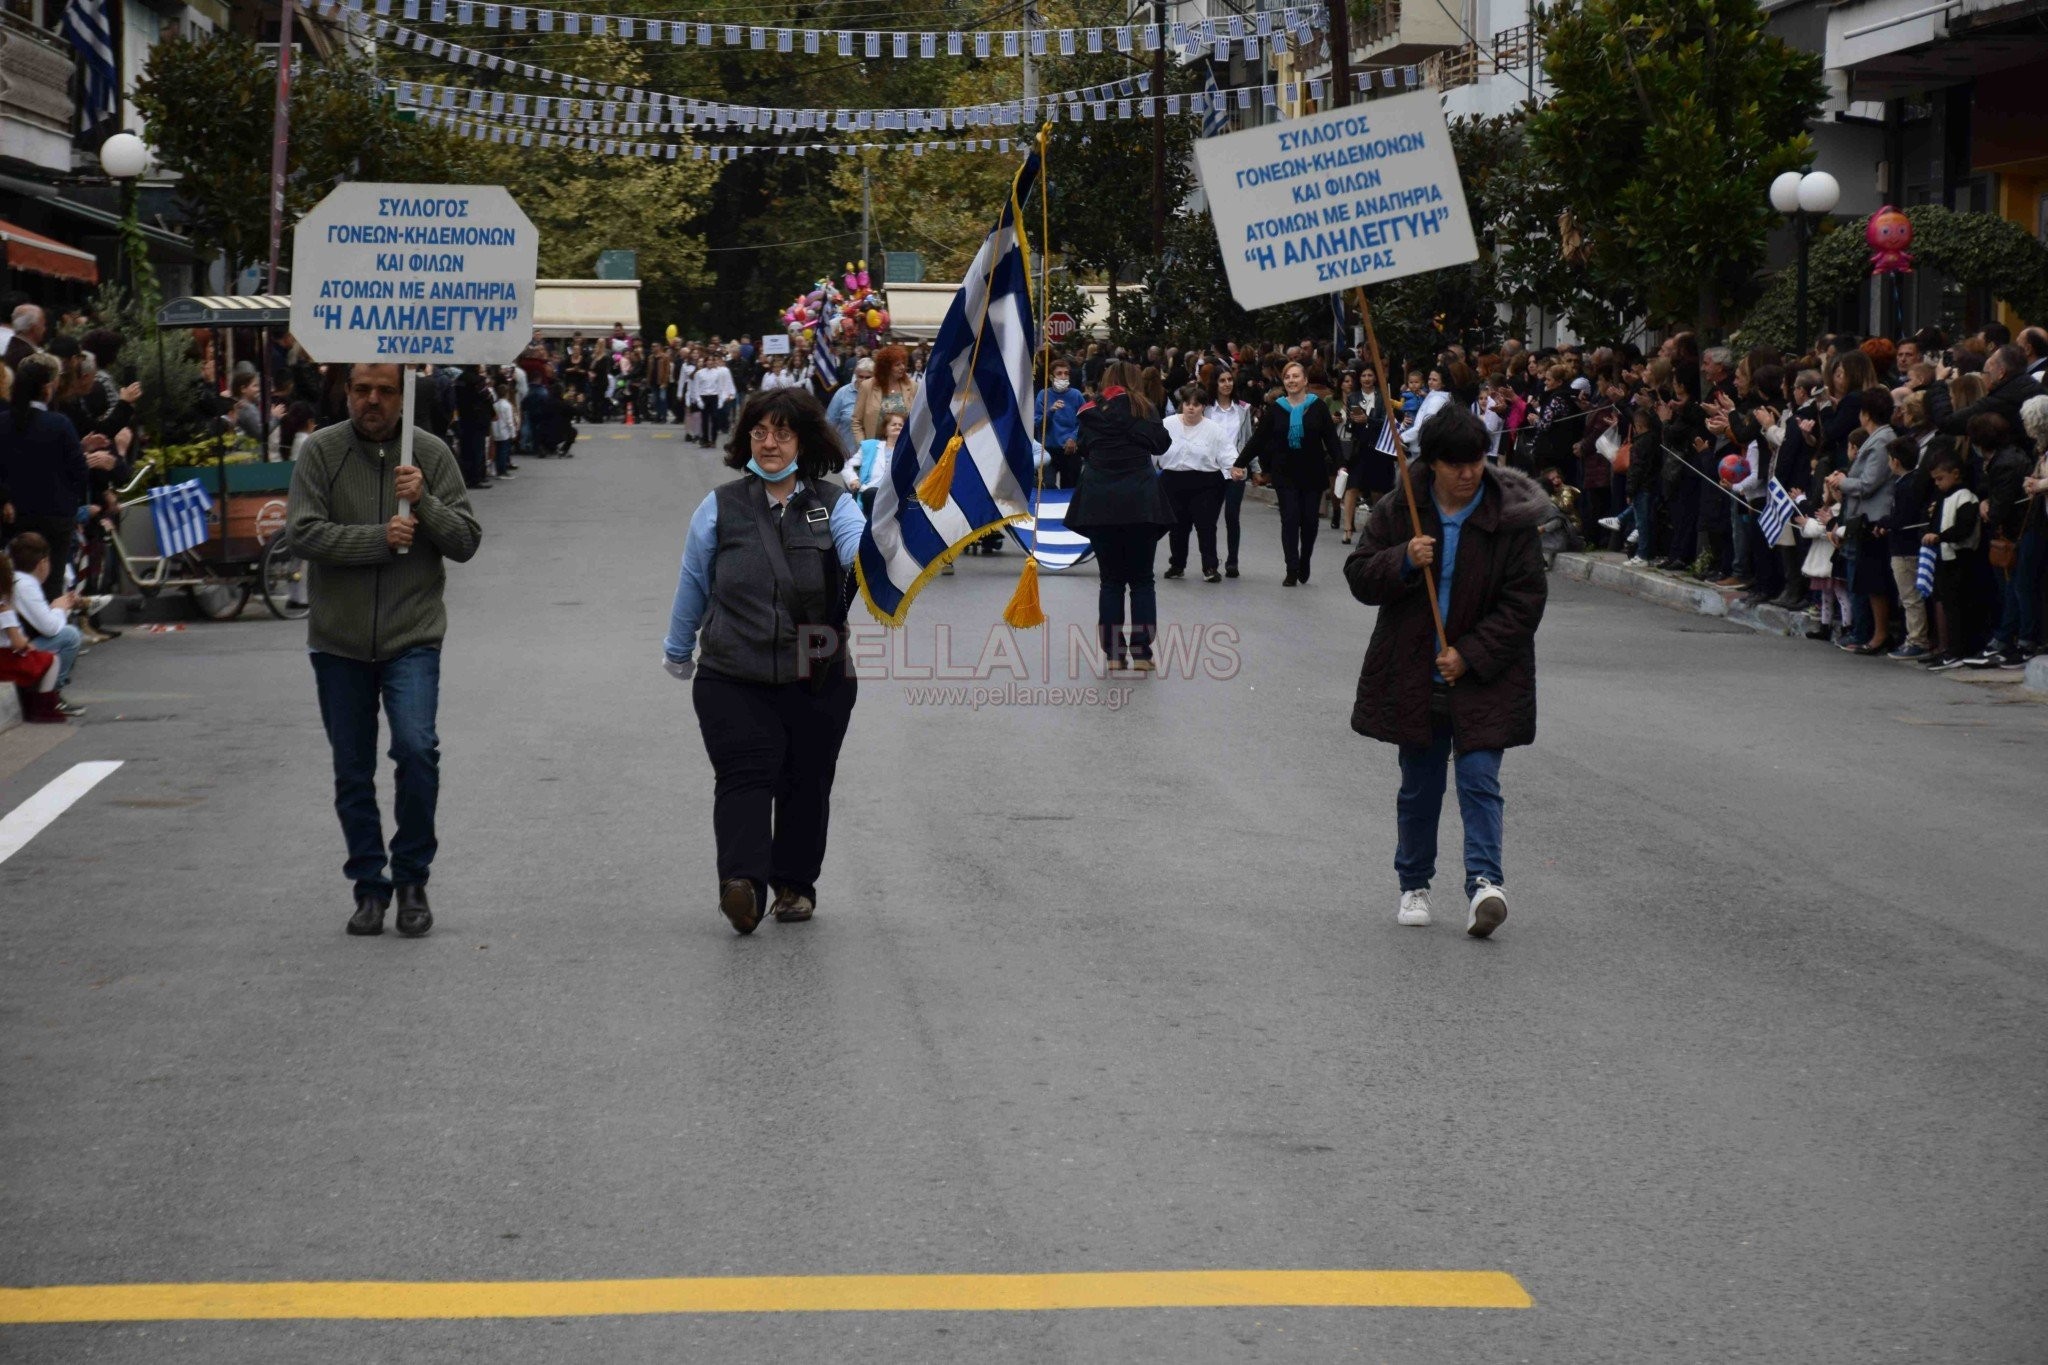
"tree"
134,33,477,280
1047,115,1194,317
1529,0,1825,328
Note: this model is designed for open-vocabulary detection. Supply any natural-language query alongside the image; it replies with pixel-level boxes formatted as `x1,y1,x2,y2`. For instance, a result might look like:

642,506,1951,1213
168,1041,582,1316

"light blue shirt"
1403,482,1483,683
663,479,867,664
825,383,860,460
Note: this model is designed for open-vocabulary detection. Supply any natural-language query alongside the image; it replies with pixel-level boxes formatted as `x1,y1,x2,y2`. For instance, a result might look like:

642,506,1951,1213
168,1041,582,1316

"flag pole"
1354,287,1448,658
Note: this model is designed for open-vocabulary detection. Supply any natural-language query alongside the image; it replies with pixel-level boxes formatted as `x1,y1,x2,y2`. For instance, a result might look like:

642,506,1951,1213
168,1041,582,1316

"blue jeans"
1631,485,1657,560
1396,714,1505,898
1731,503,1755,578
2014,525,2045,649
310,647,441,897
30,623,82,688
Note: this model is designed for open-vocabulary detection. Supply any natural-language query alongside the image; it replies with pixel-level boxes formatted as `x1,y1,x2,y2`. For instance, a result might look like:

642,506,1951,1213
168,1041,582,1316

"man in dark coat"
1936,344,2043,438
1345,406,1550,939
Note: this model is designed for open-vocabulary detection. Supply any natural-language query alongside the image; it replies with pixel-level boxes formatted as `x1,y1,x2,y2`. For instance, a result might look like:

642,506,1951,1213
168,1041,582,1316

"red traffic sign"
1045,311,1076,342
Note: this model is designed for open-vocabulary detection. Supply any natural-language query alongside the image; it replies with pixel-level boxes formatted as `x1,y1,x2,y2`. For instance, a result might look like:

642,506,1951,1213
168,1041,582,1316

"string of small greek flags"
391,61,1429,135
312,0,1328,65
415,67,1436,156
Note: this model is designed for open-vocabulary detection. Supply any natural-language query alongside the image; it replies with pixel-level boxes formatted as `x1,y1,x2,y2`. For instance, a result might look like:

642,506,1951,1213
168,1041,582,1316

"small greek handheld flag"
1759,477,1800,547
1004,488,1094,570
813,339,838,390
1377,410,1402,459
1915,543,1937,599
147,479,214,558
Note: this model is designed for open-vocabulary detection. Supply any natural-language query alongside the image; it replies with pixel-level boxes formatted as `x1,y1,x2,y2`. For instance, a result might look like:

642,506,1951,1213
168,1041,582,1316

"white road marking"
0,761,123,866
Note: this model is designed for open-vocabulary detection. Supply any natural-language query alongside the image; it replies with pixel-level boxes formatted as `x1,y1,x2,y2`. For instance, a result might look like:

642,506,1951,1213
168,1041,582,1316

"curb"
0,684,18,734
1555,551,2045,696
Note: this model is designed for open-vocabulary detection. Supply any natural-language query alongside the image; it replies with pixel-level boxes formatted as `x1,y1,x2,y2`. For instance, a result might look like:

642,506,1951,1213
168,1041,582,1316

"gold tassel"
1002,556,1046,629
917,434,963,511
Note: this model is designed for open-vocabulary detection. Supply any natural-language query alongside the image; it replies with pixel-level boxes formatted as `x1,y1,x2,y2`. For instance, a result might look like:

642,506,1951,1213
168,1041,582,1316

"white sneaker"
1596,515,1621,532
1467,879,1507,939
1624,556,1649,567
81,594,114,615
1625,529,1639,547
1396,889,1431,926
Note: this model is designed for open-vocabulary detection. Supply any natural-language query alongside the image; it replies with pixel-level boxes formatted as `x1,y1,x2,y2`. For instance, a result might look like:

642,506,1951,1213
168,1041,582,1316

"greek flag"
1759,477,1800,547
1377,408,1402,458
856,143,1042,625
147,479,214,558
1004,488,1093,570
62,0,119,126
1915,543,1937,600
1201,68,1231,137
813,336,837,390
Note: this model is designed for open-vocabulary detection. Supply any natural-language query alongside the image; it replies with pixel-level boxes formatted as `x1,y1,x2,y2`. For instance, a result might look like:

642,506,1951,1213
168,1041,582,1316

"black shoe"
54,698,86,717
1297,568,1310,584
719,878,761,935
1282,574,1298,586
1163,566,1185,579
346,890,388,936
394,883,433,937
1224,565,1239,578
1770,590,1808,611
1204,569,1222,583
1804,627,1832,641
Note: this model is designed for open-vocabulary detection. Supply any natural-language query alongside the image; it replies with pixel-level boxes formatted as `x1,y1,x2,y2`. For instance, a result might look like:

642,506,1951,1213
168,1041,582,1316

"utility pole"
1021,0,1037,104
265,0,295,293
1327,0,1353,110
860,162,873,267
1151,0,1166,254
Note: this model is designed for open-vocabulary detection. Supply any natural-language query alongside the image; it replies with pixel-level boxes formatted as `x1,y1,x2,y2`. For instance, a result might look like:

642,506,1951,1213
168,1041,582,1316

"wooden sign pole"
1353,287,1448,657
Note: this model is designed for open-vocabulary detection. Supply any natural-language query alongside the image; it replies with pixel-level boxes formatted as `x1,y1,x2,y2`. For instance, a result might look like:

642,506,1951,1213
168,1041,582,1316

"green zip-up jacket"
285,419,482,662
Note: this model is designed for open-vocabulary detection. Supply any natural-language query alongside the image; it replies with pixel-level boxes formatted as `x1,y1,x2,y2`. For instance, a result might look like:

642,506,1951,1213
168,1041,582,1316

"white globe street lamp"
98,132,150,180
1770,170,1842,352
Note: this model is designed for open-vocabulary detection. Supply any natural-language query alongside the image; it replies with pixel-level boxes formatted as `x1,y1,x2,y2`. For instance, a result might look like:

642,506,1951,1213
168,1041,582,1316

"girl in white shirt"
1159,384,1241,582
1203,364,1255,578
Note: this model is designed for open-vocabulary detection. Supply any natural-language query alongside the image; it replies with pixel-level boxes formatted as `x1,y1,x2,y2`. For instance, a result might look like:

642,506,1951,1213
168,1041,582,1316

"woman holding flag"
1066,360,1173,670
662,388,866,936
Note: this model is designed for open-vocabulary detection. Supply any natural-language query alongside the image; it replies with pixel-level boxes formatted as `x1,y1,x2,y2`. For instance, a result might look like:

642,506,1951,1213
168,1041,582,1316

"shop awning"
532,278,640,337
0,219,100,285
156,295,293,329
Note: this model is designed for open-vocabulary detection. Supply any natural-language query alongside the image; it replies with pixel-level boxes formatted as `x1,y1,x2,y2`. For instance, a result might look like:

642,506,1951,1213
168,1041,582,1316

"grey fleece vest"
696,476,849,685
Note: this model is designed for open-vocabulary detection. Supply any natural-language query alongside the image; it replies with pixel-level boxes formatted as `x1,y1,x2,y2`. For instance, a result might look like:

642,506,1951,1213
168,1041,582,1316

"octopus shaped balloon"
1867,206,1913,275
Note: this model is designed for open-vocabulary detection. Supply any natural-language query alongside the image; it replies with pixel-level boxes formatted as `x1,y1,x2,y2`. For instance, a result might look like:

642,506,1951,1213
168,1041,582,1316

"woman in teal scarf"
1238,361,1347,585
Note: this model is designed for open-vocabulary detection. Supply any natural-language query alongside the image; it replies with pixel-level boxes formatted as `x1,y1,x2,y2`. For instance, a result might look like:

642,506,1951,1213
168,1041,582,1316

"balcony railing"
0,9,79,169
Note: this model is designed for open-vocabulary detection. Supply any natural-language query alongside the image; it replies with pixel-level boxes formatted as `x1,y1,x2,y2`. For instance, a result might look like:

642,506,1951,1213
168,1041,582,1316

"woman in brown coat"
1345,406,1549,939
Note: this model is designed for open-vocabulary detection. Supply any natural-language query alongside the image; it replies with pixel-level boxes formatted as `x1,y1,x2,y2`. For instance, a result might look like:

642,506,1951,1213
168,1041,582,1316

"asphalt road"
3,424,2044,1363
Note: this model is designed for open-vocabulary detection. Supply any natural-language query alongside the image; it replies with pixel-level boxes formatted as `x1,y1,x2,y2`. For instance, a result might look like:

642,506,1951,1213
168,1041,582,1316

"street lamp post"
1770,170,1841,355
98,132,150,300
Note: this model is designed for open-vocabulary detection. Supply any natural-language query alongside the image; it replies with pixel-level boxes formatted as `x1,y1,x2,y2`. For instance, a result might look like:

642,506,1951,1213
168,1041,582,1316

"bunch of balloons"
778,260,891,348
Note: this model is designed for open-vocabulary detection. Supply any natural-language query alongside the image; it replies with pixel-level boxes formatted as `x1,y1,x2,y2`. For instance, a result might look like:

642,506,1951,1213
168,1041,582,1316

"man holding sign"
286,366,482,938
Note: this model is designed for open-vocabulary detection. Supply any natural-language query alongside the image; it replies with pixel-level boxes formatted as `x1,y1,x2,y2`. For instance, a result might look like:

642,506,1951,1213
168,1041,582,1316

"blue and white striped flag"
1201,68,1231,137
1377,408,1402,459
147,479,214,558
1759,477,1800,547
1915,543,1937,600
813,336,837,390
62,0,119,126
857,143,1042,625
1004,487,1094,570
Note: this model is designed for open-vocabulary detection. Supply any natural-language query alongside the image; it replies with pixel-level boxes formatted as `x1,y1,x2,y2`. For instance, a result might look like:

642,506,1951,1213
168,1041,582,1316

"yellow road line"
0,1270,1531,1323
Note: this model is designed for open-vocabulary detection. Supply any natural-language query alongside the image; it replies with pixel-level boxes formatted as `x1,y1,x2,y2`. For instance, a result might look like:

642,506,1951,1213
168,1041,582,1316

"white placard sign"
1192,91,1478,311
290,183,539,364
761,334,792,356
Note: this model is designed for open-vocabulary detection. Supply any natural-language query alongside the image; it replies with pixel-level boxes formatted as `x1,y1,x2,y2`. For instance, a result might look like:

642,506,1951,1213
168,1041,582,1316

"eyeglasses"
750,426,796,445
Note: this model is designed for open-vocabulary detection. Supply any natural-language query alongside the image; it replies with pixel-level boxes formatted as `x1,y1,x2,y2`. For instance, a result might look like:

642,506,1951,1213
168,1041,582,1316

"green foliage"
1529,0,1825,327
78,284,206,445
1734,204,2048,352
134,32,480,277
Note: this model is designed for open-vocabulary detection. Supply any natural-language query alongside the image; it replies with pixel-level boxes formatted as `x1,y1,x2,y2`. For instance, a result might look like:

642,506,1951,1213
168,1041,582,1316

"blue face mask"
746,457,797,485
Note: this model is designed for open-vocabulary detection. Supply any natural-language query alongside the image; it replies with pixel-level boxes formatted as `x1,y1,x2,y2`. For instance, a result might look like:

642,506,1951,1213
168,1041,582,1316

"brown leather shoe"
771,889,815,923
719,879,761,935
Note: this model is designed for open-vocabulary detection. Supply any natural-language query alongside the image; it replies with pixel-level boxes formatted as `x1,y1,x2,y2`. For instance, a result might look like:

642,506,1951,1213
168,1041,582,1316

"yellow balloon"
803,326,815,341
665,323,678,341
866,308,883,329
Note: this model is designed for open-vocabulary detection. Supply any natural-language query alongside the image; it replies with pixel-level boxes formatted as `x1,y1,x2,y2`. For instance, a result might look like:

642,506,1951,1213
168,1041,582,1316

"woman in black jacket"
1239,359,1343,585
1066,360,1173,670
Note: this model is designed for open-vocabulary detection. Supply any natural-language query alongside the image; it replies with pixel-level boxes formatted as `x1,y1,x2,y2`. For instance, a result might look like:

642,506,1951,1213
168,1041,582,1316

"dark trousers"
692,669,858,904
1089,525,1160,662
699,398,727,448
1666,478,1701,564
456,421,490,485
1162,470,1225,574
1222,477,1246,569
21,515,78,583
310,647,441,897
1274,482,1323,578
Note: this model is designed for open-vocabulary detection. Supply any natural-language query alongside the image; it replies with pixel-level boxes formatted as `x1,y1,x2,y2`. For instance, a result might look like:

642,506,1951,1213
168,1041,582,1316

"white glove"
664,657,695,681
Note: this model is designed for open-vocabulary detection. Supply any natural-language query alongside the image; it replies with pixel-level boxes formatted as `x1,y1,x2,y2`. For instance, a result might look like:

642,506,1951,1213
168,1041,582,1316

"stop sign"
1045,310,1076,342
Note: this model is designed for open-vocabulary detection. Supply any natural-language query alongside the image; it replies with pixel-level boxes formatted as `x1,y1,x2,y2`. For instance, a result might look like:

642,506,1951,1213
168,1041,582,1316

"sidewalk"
1552,550,2048,698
